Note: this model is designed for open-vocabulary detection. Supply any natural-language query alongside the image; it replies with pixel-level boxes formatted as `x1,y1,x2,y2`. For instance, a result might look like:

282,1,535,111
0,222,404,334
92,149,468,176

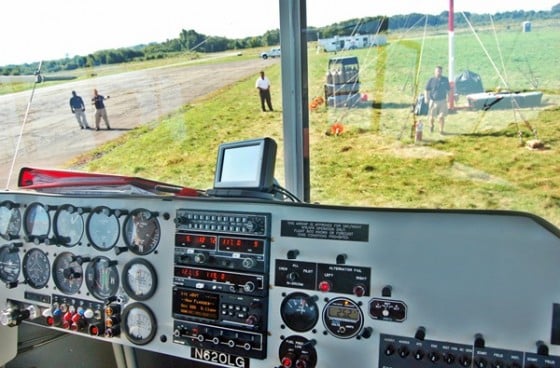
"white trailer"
318,34,387,52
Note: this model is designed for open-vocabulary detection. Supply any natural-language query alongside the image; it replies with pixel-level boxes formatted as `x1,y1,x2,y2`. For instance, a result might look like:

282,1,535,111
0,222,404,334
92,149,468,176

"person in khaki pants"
425,66,450,134
91,89,111,130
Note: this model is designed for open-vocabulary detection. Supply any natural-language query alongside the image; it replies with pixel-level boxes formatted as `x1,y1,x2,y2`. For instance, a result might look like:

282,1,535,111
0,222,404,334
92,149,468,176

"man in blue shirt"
69,91,90,129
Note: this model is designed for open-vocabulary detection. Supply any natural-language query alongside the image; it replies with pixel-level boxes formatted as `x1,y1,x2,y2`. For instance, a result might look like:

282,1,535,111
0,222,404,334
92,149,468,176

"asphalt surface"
0,57,273,189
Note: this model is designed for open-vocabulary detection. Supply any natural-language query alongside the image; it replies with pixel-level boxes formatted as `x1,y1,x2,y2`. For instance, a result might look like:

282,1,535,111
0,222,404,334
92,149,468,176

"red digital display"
175,233,217,249
174,266,262,289
218,236,264,254
175,267,228,282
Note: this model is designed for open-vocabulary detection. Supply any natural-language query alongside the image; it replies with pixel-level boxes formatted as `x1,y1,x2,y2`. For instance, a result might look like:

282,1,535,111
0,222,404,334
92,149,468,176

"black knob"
492,360,505,368
415,326,426,340
287,249,299,259
414,349,425,360
429,351,440,363
193,252,207,264
398,346,409,358
336,253,347,264
115,246,128,255
382,285,392,297
459,355,472,367
444,353,455,364
536,340,549,356
384,344,395,356
475,357,488,368
360,327,373,339
474,333,485,348
287,272,300,282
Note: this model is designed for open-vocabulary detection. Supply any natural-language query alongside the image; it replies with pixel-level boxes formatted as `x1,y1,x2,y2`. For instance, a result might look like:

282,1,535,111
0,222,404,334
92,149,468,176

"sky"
0,0,557,66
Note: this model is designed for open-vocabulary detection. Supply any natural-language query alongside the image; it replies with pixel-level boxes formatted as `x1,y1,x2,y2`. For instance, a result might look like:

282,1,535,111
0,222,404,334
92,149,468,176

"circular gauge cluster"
123,209,161,255
122,258,158,300
48,251,159,302
15,203,162,252
24,203,50,243
0,244,21,284
87,206,121,250
280,292,320,332
122,302,157,345
23,248,50,289
0,201,21,240
85,256,119,300
322,297,364,339
2,202,162,303
52,251,83,294
54,204,85,247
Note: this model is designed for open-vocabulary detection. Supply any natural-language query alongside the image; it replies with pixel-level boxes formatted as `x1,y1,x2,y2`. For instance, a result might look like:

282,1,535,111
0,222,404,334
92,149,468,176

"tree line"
1,6,557,76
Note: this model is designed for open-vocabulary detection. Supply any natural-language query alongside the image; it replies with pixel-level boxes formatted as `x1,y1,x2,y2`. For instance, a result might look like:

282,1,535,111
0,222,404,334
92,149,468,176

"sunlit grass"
63,24,560,228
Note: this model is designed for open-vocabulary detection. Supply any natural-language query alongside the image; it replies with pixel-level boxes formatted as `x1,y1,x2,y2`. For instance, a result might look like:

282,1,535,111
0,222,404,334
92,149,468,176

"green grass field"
61,22,560,228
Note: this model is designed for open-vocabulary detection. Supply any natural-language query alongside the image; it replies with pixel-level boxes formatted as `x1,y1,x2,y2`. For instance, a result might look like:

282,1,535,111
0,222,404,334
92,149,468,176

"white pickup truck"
260,47,281,59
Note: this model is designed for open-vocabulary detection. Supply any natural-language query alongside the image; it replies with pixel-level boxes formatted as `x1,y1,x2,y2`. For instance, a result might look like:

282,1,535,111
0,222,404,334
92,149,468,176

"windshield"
0,0,558,228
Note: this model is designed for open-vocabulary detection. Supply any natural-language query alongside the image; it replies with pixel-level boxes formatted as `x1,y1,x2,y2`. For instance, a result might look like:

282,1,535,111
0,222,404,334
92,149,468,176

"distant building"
318,34,387,52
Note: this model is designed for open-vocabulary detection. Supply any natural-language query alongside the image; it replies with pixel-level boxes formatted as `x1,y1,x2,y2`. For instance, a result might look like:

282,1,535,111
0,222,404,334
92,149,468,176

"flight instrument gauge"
22,248,50,289
52,252,83,294
23,203,51,242
0,201,21,240
86,206,120,251
322,297,364,339
53,204,84,246
122,258,157,300
123,209,160,255
280,292,319,332
122,302,157,345
0,244,21,284
85,256,119,300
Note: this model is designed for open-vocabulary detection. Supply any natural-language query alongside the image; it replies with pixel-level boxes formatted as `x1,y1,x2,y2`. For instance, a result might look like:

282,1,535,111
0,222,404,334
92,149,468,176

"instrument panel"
0,193,560,368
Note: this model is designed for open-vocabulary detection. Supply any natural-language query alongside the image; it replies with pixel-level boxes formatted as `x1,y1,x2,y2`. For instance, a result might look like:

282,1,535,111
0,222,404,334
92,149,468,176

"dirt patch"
0,58,274,188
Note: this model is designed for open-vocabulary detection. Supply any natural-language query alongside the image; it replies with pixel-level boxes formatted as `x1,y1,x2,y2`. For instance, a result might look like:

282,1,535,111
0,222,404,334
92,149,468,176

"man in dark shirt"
92,89,111,130
425,66,450,134
69,91,90,129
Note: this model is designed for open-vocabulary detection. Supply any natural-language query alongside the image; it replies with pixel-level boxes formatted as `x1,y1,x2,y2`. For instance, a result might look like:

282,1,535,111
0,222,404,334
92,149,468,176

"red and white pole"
448,0,455,110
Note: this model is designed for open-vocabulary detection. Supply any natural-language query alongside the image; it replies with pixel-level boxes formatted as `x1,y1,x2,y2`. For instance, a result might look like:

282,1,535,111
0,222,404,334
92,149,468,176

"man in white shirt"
255,71,273,112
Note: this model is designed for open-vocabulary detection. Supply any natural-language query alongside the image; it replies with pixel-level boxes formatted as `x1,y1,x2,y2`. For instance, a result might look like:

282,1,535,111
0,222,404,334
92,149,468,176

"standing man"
69,91,90,129
425,66,450,134
255,71,273,112
92,89,111,130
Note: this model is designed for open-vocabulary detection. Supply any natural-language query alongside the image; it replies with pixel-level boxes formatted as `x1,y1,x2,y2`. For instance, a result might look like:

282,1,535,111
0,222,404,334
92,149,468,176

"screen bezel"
213,137,277,192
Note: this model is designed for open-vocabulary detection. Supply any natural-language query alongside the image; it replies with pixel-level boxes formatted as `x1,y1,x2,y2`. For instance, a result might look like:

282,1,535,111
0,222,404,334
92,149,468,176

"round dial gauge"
86,206,120,251
0,244,21,283
122,302,157,345
23,203,51,242
123,209,160,255
322,297,364,339
85,256,119,300
122,258,157,300
0,201,21,240
22,248,50,289
280,292,319,332
53,204,84,247
52,252,83,294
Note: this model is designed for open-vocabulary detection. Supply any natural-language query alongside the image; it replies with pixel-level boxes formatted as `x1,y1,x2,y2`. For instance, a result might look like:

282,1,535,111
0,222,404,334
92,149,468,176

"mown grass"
64,21,560,228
